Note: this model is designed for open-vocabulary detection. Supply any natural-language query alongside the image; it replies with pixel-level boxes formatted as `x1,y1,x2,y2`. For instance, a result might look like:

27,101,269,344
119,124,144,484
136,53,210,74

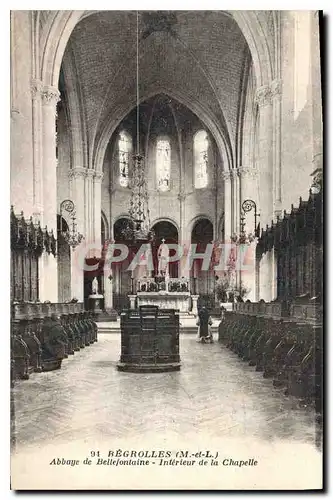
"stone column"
255,85,275,301
311,12,323,178
84,169,94,249
235,170,241,235
191,295,199,316
93,171,104,258
31,79,43,221
271,79,282,217
69,166,86,302
238,166,258,302
129,295,137,310
10,11,34,217
255,85,274,226
39,86,60,302
103,274,114,313
178,192,188,279
222,171,232,242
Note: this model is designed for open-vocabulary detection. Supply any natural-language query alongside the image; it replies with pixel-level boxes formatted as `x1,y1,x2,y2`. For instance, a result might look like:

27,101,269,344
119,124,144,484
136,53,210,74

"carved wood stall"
11,302,98,380
10,206,56,302
219,189,323,419
117,306,181,372
218,303,322,416
256,189,322,301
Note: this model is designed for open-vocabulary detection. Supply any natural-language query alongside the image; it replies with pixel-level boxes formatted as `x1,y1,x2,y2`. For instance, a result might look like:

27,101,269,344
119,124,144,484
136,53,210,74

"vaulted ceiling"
60,11,253,168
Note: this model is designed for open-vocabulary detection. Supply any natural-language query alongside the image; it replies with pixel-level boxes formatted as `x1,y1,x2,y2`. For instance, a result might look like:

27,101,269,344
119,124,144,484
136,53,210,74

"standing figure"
92,277,99,295
196,306,214,343
157,238,170,277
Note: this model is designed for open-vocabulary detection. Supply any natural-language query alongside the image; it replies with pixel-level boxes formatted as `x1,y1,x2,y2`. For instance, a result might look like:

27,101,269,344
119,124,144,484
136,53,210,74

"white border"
1,5,331,499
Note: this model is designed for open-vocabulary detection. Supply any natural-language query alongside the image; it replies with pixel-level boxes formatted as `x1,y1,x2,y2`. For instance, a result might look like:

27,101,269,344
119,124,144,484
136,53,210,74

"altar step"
97,318,220,335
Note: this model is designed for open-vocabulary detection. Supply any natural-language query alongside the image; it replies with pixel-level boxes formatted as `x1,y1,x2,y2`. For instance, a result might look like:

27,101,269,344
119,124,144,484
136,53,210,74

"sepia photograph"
9,8,323,490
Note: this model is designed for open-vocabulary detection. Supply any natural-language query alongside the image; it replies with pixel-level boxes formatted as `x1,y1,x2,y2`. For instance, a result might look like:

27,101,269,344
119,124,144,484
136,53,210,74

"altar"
127,240,198,315
136,291,191,313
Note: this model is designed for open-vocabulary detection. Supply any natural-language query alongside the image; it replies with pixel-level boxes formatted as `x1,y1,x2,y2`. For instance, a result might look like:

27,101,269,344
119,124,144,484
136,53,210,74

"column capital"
221,170,231,181
270,79,282,99
237,165,258,179
230,168,239,180
94,170,104,182
68,166,86,180
178,191,186,202
255,85,272,107
41,86,60,107
31,79,43,99
86,168,95,179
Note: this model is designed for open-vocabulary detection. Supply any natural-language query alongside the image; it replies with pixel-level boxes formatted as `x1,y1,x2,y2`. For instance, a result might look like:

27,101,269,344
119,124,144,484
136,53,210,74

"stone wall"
10,11,34,216
101,96,224,242
279,11,322,210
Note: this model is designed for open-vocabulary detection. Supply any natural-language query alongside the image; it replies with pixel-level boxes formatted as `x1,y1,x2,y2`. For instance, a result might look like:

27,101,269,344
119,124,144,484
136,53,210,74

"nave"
11,333,321,490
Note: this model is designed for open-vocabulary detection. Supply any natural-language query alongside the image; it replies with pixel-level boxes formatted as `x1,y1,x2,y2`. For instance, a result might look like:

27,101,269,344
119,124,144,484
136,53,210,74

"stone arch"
229,11,274,85
40,10,85,86
61,44,88,170
38,11,275,177
93,87,232,176
186,214,215,242
150,217,180,235
39,10,274,93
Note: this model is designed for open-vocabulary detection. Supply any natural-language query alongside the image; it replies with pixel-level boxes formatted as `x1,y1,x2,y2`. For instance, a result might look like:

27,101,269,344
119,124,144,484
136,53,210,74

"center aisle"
11,334,321,490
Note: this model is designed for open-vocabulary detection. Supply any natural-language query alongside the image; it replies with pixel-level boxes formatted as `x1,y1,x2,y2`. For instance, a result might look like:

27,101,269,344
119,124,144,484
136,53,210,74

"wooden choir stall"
219,188,323,421
10,206,98,382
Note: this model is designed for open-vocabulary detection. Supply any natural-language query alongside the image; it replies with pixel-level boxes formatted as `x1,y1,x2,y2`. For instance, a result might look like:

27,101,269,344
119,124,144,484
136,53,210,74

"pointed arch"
94,87,232,177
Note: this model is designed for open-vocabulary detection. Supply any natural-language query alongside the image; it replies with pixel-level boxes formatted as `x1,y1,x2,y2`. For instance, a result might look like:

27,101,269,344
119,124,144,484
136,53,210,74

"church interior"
10,11,323,490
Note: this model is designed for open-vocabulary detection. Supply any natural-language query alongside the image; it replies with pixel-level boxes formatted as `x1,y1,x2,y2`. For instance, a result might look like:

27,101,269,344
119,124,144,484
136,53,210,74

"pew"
11,302,98,380
218,301,322,417
117,306,180,372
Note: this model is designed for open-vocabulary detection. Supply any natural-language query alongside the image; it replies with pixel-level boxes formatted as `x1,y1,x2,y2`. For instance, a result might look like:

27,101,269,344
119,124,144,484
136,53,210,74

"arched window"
156,138,171,191
194,130,209,189
118,131,132,187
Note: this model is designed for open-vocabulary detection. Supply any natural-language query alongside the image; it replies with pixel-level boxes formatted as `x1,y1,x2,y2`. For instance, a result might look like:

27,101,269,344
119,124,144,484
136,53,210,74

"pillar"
311,12,323,176
178,192,188,279
191,295,199,316
10,11,34,217
271,79,282,217
255,84,275,302
104,274,114,312
39,86,60,302
31,79,43,221
222,171,232,242
238,166,258,302
69,166,86,302
93,171,104,258
84,169,94,248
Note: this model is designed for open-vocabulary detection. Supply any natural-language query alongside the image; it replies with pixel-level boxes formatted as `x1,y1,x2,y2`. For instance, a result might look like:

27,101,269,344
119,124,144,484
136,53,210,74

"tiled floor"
11,333,322,490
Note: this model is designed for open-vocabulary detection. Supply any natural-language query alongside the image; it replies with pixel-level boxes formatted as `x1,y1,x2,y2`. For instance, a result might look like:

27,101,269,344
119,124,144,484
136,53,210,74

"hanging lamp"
122,12,154,243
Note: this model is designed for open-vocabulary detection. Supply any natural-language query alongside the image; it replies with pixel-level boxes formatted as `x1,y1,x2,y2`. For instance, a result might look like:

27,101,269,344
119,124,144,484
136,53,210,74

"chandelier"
231,199,259,244
59,200,84,249
122,12,154,243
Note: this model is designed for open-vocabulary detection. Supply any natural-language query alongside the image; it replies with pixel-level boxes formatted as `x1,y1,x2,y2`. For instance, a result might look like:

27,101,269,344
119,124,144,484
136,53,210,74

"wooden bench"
11,302,98,380
117,306,180,372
